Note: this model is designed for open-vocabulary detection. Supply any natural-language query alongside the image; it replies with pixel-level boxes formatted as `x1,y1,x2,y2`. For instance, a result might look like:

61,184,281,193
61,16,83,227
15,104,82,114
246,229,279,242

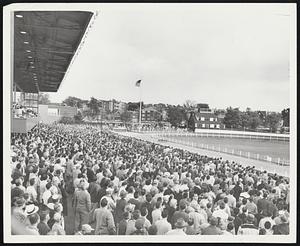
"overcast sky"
49,4,292,112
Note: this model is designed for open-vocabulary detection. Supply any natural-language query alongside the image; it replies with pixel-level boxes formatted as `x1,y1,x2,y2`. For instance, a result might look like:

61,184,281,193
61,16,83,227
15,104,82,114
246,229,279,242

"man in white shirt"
155,208,172,235
152,202,163,224
212,202,229,223
42,182,52,205
189,204,207,234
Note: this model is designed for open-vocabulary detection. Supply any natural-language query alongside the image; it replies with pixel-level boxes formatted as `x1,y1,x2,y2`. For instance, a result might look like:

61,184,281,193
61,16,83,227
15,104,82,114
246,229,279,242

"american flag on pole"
135,80,141,87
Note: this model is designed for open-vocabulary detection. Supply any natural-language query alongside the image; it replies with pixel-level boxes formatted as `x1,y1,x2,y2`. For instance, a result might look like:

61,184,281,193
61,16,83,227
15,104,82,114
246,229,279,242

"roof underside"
14,11,93,93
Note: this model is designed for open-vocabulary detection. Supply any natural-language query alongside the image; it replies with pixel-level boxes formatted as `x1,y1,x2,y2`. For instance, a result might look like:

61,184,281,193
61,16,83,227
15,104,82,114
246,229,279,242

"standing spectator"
273,215,289,235
155,208,172,235
152,202,163,225
202,217,222,235
171,202,189,228
73,180,91,232
166,218,187,235
25,213,40,235
93,198,116,235
118,212,130,235
115,190,128,226
125,210,141,235
50,213,65,235
131,219,148,235
237,214,259,235
37,210,51,235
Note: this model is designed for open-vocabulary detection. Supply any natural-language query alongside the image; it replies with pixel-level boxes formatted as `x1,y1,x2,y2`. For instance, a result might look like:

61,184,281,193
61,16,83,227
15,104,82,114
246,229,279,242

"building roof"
14,11,93,93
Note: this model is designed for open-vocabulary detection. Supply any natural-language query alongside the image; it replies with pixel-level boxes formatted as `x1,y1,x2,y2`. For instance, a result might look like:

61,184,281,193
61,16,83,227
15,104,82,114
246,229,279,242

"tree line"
43,94,290,132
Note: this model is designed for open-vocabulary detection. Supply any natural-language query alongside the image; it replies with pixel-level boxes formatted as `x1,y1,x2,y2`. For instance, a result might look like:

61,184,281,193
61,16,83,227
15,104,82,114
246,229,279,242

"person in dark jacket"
273,215,289,235
118,211,130,235
202,217,222,235
37,210,51,235
115,190,128,225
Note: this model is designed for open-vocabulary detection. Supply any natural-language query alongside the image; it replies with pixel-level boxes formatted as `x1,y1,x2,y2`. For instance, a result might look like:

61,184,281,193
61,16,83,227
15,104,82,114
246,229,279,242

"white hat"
164,172,170,178
24,204,39,216
52,176,60,184
52,194,60,200
82,224,94,233
53,212,62,221
47,203,55,210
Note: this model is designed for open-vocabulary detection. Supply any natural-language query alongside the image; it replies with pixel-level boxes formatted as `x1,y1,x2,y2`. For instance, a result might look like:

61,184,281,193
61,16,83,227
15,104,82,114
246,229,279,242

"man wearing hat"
201,216,222,235
166,218,187,235
237,214,259,235
93,198,116,235
75,224,95,235
115,190,128,226
12,197,27,225
25,213,40,235
37,209,51,235
273,214,289,235
73,179,91,232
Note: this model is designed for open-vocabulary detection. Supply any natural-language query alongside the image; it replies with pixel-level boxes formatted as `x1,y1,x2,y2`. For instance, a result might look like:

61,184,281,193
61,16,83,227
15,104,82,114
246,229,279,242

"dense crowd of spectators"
12,103,38,118
11,124,290,236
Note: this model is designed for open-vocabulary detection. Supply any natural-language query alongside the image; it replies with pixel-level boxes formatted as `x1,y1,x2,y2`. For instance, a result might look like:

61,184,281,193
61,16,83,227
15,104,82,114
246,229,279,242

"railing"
146,131,289,142
151,133,290,167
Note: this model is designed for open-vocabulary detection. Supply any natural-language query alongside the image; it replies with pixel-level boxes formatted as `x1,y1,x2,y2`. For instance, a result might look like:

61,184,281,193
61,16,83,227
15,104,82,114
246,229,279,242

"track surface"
165,136,289,161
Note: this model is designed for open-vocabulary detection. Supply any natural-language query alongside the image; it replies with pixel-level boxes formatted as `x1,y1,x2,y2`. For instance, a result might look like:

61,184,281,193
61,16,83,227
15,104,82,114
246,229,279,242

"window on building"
48,108,59,116
209,118,214,121
210,124,215,128
202,124,205,128
216,124,220,128
200,117,205,121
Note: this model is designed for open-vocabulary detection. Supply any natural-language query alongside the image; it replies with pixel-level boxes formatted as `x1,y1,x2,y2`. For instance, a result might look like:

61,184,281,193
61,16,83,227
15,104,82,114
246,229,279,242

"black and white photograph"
2,2,297,243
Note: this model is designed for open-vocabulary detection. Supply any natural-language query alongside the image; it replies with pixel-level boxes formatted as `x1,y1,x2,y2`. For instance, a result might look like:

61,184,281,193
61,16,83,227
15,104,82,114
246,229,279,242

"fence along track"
149,131,290,167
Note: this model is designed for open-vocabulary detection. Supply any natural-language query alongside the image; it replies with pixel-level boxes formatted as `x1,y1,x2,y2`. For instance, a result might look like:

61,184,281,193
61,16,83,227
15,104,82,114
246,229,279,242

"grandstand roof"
14,11,93,93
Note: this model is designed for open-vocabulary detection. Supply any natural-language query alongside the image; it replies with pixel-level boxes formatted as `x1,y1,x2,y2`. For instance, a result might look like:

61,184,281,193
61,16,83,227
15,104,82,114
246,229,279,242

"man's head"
209,217,218,226
28,213,40,226
100,198,108,208
161,208,168,219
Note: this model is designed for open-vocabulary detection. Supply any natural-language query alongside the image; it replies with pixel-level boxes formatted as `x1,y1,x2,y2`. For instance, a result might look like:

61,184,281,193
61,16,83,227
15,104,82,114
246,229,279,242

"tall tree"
38,93,50,104
167,106,187,127
62,96,83,108
187,111,196,132
266,112,282,132
183,100,197,110
74,111,83,123
127,102,143,111
247,113,262,130
223,107,241,129
87,97,101,117
281,108,290,127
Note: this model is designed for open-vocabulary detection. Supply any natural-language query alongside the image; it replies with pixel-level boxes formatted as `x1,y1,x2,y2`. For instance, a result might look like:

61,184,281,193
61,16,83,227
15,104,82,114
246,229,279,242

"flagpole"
139,84,142,127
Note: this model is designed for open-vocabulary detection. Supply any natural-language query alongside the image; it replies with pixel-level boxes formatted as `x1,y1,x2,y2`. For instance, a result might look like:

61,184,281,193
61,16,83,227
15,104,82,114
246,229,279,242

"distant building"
128,111,139,123
141,106,161,122
194,105,225,129
38,104,77,124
